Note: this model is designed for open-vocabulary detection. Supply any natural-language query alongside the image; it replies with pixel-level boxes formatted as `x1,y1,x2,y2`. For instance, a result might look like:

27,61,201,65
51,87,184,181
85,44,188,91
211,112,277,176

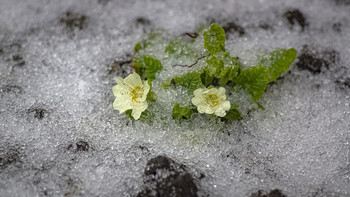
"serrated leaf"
203,23,226,54
134,43,142,52
223,105,242,121
174,71,203,92
205,55,224,76
235,65,269,102
134,56,163,81
146,91,157,102
172,103,193,121
218,66,236,86
125,109,154,121
200,68,215,87
202,52,240,87
260,48,297,82
218,55,240,86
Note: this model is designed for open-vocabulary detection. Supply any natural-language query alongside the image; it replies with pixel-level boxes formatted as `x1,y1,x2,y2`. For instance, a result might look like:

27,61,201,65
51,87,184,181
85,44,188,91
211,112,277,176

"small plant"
112,23,297,122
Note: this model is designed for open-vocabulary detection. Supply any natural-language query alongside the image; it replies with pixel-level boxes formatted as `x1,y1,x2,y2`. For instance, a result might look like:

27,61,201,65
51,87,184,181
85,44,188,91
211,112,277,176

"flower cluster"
113,73,231,119
112,73,150,120
191,87,230,117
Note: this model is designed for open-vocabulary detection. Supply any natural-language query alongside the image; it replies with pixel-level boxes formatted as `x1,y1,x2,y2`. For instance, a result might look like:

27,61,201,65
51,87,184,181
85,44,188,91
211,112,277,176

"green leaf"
134,56,163,81
260,48,297,82
146,91,157,102
125,109,154,122
205,55,224,76
134,43,142,52
172,103,193,121
257,103,265,110
218,67,235,86
125,109,134,119
134,41,150,53
235,65,269,102
203,23,226,54
200,68,215,87
202,52,240,87
162,78,173,89
174,71,203,92
164,40,198,59
223,105,242,121
217,55,240,86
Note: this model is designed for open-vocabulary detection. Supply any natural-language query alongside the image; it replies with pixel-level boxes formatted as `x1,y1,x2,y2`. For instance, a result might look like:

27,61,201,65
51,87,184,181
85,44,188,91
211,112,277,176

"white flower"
191,87,231,117
112,73,150,120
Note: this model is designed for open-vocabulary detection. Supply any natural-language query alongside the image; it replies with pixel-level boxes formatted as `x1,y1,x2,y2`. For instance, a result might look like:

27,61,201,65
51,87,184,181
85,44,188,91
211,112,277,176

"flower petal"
191,96,203,106
116,77,125,85
198,104,214,114
214,108,226,117
124,73,142,88
131,101,148,119
207,88,218,95
140,81,151,101
193,88,204,96
112,84,129,97
221,100,231,111
191,87,230,117
218,87,226,94
113,98,131,113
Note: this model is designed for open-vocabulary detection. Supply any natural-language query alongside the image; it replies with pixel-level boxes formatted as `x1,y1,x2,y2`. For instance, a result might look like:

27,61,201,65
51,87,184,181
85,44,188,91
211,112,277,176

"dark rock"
107,59,131,76
335,78,350,88
199,173,205,179
332,22,342,32
12,55,23,61
12,54,25,66
27,108,49,119
251,190,268,197
1,85,22,94
269,189,286,197
283,9,308,31
138,155,199,197
259,22,272,30
144,155,172,176
135,17,152,27
75,140,89,151
107,60,121,74
0,48,3,55
0,148,22,169
15,61,26,66
223,22,246,37
296,49,329,74
60,11,88,31
251,189,286,197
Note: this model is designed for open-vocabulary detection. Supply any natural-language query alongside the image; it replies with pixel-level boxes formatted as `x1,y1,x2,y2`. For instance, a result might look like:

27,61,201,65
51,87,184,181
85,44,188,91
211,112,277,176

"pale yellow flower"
191,87,230,117
112,73,150,120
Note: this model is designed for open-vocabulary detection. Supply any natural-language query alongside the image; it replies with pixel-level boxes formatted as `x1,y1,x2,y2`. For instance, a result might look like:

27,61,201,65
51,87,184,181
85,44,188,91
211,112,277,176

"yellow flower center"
206,94,219,107
131,86,143,102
